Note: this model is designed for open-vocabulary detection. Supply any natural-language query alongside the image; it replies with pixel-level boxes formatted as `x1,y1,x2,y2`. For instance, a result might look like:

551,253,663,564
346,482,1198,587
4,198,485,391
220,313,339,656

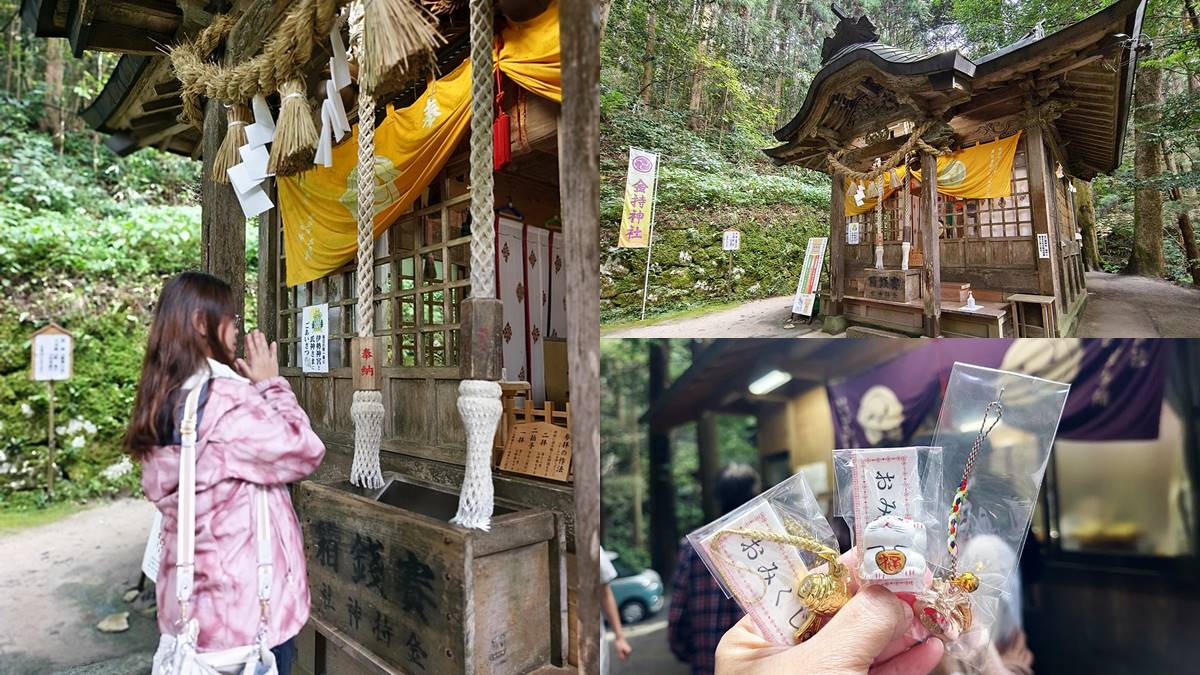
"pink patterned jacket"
141,359,326,651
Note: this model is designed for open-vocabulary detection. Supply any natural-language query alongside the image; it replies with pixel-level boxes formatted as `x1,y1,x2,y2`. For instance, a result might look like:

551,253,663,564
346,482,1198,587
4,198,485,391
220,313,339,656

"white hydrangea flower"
56,426,67,435
83,420,97,435
101,456,134,480
20,403,33,418
748,283,761,293
70,435,85,449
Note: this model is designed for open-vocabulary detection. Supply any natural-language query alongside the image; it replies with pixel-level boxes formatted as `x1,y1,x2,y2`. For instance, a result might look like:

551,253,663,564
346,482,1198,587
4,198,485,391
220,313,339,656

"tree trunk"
1073,179,1101,271
1126,63,1164,276
40,38,64,151
1164,149,1200,286
687,2,712,130
690,339,720,521
640,8,656,106
647,341,678,582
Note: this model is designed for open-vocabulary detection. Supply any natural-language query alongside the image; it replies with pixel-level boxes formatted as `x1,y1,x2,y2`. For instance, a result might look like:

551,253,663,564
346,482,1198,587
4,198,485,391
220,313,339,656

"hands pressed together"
715,552,946,675
235,330,280,384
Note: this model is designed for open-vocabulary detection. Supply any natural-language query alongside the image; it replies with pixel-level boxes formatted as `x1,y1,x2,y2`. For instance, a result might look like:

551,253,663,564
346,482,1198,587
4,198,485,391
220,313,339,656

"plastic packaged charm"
918,363,1069,652
688,471,845,645
834,446,943,592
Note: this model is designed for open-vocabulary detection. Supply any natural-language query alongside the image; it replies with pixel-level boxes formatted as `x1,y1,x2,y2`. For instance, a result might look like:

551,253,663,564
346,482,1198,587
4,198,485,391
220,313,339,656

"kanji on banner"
618,148,659,248
828,339,1168,448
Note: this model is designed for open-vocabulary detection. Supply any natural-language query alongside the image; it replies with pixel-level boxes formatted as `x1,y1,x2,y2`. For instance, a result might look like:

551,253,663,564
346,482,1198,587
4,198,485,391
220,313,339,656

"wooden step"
846,326,910,339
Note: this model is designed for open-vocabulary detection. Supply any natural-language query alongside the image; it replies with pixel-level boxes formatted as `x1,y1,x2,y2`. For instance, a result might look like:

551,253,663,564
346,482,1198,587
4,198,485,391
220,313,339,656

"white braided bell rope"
350,21,384,490
467,0,495,298
450,380,502,530
449,0,500,530
350,390,385,487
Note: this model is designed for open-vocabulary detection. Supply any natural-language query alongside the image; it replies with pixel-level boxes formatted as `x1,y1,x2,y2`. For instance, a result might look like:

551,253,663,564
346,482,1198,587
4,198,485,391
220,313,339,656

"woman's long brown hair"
125,272,238,458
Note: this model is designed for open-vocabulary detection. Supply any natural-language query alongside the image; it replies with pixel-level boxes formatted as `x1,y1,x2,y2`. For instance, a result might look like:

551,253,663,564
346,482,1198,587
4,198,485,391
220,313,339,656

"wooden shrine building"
767,0,1147,337
20,0,602,673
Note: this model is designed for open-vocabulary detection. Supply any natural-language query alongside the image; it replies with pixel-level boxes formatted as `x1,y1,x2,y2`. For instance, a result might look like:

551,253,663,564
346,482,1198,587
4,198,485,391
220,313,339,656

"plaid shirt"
668,539,744,675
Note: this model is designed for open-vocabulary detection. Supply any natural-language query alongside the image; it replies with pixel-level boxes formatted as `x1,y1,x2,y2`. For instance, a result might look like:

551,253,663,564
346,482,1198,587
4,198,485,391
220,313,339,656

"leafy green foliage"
0,85,210,509
600,105,830,322
599,339,759,569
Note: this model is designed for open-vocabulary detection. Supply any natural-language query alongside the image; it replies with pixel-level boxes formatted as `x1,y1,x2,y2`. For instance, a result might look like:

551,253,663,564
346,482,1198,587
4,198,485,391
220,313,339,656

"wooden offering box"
295,475,568,674
861,268,922,303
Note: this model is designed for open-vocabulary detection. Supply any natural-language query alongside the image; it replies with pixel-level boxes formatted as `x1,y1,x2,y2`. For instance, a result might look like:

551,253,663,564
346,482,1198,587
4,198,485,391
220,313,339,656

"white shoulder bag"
152,378,279,675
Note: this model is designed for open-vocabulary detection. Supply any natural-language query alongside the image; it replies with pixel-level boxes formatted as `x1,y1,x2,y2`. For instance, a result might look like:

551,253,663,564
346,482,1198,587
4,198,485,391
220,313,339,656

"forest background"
0,3,251,519
599,0,1200,323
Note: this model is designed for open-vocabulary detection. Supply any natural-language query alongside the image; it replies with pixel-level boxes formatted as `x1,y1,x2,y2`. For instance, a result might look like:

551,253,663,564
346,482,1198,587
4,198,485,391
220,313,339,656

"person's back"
127,271,325,672
668,463,760,675
668,539,745,675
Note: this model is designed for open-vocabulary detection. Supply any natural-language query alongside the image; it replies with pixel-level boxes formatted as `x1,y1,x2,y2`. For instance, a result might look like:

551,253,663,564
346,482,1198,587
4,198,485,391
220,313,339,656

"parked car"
607,553,665,624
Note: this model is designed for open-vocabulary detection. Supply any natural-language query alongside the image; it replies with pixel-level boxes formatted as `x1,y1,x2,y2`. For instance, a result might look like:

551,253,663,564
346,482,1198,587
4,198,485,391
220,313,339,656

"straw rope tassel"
450,0,500,531
349,66,385,489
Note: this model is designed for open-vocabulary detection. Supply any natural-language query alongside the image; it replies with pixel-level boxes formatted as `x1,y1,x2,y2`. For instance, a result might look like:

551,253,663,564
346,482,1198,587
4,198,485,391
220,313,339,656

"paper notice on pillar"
697,500,811,645
142,509,164,580
791,237,828,316
301,303,330,373
239,143,273,180
232,181,274,218
847,222,861,245
245,94,276,147
1037,233,1050,259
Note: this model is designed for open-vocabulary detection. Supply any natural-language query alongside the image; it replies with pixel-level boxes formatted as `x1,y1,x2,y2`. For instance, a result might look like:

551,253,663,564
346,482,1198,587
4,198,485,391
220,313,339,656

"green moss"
600,109,831,322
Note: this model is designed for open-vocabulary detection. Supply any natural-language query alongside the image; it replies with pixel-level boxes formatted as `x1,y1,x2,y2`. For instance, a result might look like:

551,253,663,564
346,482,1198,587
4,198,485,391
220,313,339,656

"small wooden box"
295,475,568,674
940,281,971,303
861,268,922,302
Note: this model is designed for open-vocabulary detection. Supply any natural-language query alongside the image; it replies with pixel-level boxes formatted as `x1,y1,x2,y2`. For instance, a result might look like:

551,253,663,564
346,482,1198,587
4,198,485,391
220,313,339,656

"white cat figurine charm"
858,516,928,591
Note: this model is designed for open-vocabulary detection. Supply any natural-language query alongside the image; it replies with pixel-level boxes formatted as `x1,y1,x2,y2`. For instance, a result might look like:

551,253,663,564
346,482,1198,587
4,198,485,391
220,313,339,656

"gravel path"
603,296,824,338
603,273,1200,338
1078,271,1200,337
0,498,159,674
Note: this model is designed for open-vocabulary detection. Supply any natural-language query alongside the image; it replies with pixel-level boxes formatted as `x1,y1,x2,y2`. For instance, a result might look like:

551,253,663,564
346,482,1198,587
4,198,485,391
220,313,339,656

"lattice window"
940,141,1032,239
847,189,906,242
276,172,471,372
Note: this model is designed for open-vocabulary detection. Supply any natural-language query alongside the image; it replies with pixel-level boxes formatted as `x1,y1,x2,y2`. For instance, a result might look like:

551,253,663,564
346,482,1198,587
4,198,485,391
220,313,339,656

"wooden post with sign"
30,324,74,499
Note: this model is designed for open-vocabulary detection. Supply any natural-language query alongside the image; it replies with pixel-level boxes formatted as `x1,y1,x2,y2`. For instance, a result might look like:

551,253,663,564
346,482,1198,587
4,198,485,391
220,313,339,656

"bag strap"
174,376,273,637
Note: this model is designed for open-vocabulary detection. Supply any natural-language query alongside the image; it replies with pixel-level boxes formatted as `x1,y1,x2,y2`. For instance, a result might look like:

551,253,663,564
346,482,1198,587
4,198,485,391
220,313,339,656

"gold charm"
914,577,973,641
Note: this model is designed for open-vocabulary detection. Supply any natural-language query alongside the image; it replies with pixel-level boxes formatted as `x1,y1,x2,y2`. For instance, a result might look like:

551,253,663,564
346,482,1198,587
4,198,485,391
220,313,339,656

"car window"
611,558,637,578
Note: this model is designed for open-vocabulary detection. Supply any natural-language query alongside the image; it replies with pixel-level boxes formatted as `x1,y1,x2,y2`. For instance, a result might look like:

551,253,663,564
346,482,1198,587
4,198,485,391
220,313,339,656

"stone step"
845,326,910,339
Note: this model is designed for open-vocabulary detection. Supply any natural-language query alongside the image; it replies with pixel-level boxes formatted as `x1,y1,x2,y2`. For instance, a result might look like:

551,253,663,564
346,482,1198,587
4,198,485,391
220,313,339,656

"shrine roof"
767,0,1148,180
19,0,480,158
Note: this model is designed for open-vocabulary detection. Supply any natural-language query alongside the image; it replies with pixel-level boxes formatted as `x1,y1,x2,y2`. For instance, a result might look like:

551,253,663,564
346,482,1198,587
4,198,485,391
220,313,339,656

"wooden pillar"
829,172,846,315
560,0,601,670
920,151,941,337
257,186,279,345
690,339,719,521
647,341,678,582
200,98,246,330
1025,123,1063,332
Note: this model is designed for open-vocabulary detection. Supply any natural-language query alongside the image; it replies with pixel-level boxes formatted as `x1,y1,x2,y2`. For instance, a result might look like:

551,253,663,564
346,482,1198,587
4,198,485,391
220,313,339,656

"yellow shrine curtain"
844,131,1022,218
278,1,561,286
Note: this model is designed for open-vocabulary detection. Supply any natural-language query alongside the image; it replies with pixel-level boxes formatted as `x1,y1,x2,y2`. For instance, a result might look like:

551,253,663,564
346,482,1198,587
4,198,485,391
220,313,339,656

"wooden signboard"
499,422,572,482
862,269,922,302
30,324,73,381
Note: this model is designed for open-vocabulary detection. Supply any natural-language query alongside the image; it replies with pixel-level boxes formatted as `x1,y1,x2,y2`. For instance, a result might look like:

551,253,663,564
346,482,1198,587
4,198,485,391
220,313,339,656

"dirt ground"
0,498,159,674
603,296,825,338
1077,271,1200,337
603,272,1200,338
